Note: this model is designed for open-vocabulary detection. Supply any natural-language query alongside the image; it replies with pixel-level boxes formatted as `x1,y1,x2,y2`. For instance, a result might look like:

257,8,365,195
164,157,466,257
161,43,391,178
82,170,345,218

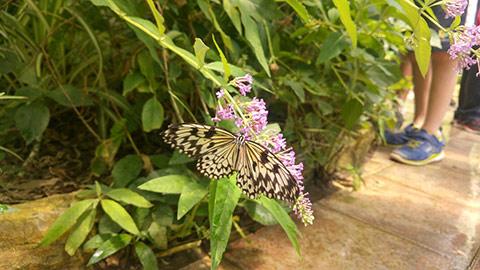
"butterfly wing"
235,144,260,199
162,123,300,203
238,141,300,204
162,123,239,179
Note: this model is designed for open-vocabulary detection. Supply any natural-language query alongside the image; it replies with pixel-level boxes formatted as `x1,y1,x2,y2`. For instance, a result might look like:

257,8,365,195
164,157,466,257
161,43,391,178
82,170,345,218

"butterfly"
161,123,300,204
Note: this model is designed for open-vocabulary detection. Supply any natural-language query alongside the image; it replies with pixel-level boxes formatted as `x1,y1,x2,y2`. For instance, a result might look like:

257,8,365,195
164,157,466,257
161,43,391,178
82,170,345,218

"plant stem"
162,49,184,123
155,240,202,258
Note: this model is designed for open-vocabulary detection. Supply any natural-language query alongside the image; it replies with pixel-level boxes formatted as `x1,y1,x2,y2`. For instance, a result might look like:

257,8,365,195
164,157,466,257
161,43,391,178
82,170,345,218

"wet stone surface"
0,193,85,270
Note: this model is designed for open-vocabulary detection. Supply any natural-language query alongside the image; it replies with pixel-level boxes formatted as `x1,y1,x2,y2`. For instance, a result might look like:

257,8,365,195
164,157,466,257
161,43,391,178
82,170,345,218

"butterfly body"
161,123,300,204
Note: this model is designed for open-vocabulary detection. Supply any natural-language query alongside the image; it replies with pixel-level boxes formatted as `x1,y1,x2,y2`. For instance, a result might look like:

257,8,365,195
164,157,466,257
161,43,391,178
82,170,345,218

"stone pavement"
184,126,480,270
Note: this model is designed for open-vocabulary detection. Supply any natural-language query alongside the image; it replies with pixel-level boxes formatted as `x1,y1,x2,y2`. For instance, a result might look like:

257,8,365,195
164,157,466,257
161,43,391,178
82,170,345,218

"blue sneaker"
390,129,444,165
384,124,415,146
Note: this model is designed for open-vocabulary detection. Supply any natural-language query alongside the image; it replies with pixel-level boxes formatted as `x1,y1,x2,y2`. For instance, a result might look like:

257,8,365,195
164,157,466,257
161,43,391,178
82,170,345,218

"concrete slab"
375,161,476,206
320,177,480,266
225,206,461,270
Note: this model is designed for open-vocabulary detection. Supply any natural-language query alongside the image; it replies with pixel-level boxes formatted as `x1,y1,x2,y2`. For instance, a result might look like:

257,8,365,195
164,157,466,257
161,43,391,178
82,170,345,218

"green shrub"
0,0,437,268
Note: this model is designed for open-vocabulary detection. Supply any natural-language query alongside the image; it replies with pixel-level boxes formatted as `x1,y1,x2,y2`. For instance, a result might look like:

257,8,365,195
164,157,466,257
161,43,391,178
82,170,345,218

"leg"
390,52,458,165
397,53,412,107
407,51,432,128
421,52,459,134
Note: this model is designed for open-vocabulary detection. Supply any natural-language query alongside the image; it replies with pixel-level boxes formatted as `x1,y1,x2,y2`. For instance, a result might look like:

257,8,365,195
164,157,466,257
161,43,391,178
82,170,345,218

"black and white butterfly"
161,123,300,204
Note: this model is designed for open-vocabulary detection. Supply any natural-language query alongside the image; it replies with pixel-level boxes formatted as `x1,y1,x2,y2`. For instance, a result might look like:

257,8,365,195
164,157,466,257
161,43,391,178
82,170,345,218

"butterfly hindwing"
241,141,300,203
236,144,260,199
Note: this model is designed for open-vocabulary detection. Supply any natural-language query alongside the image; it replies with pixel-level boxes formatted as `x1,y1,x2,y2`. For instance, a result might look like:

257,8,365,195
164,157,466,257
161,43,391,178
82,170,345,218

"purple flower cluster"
442,0,468,19
212,74,314,225
232,74,252,96
448,25,480,75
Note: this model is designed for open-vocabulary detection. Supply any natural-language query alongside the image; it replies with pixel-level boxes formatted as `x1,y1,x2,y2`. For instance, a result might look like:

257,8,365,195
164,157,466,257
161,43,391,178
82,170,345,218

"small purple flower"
448,25,480,74
234,73,253,84
216,89,225,99
232,74,253,96
212,73,314,225
216,104,237,120
262,133,287,153
442,0,468,19
235,118,243,128
237,83,251,96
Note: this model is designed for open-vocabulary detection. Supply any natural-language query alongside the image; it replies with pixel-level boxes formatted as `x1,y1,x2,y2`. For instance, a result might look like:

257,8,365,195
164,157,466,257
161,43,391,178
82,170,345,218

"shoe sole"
462,125,480,135
390,151,445,166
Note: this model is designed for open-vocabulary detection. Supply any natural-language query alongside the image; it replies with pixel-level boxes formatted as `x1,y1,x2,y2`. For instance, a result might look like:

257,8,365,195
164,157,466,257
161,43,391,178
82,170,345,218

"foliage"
0,0,443,268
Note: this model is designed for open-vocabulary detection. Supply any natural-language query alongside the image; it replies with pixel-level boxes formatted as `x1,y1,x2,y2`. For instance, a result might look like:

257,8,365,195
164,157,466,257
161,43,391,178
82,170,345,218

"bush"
0,0,423,268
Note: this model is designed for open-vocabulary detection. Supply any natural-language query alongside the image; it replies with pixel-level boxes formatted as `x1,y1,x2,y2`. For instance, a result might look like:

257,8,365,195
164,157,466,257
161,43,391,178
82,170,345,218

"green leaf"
314,98,333,115
396,0,431,76
19,66,38,85
239,10,270,76
210,175,242,270
138,175,191,194
113,155,143,188
152,204,174,227
332,0,357,50
284,80,305,103
177,182,208,219
65,208,97,255
0,50,19,74
91,156,108,176
83,234,114,251
414,35,431,78
38,199,96,248
285,0,309,24
223,0,242,34
260,197,302,259
150,154,170,169
16,86,42,102
142,97,164,132
135,242,159,270
123,72,145,95
87,234,132,266
341,98,363,130
243,200,278,226
194,38,209,69
98,214,122,234
212,35,230,83
133,207,151,230
46,85,94,107
106,188,153,208
169,150,195,165
317,32,347,64
14,103,50,144
145,0,166,37
101,199,140,235
147,221,168,249
138,50,156,85
0,204,19,214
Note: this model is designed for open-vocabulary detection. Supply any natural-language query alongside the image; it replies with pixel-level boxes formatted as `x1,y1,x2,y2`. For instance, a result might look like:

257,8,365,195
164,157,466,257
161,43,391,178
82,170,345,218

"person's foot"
390,129,444,166
460,118,480,135
384,123,415,146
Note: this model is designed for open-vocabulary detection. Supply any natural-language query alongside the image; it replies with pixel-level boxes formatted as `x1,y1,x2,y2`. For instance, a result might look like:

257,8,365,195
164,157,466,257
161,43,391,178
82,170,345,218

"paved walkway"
184,125,480,270
225,126,480,270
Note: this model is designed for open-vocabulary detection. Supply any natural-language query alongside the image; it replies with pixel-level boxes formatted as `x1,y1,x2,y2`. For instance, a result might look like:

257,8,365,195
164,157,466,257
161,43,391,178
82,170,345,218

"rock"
0,192,85,270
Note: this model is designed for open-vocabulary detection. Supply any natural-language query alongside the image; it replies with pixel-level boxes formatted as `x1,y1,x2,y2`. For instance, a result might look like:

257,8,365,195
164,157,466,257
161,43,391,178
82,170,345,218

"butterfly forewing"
162,123,236,158
162,123,300,204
